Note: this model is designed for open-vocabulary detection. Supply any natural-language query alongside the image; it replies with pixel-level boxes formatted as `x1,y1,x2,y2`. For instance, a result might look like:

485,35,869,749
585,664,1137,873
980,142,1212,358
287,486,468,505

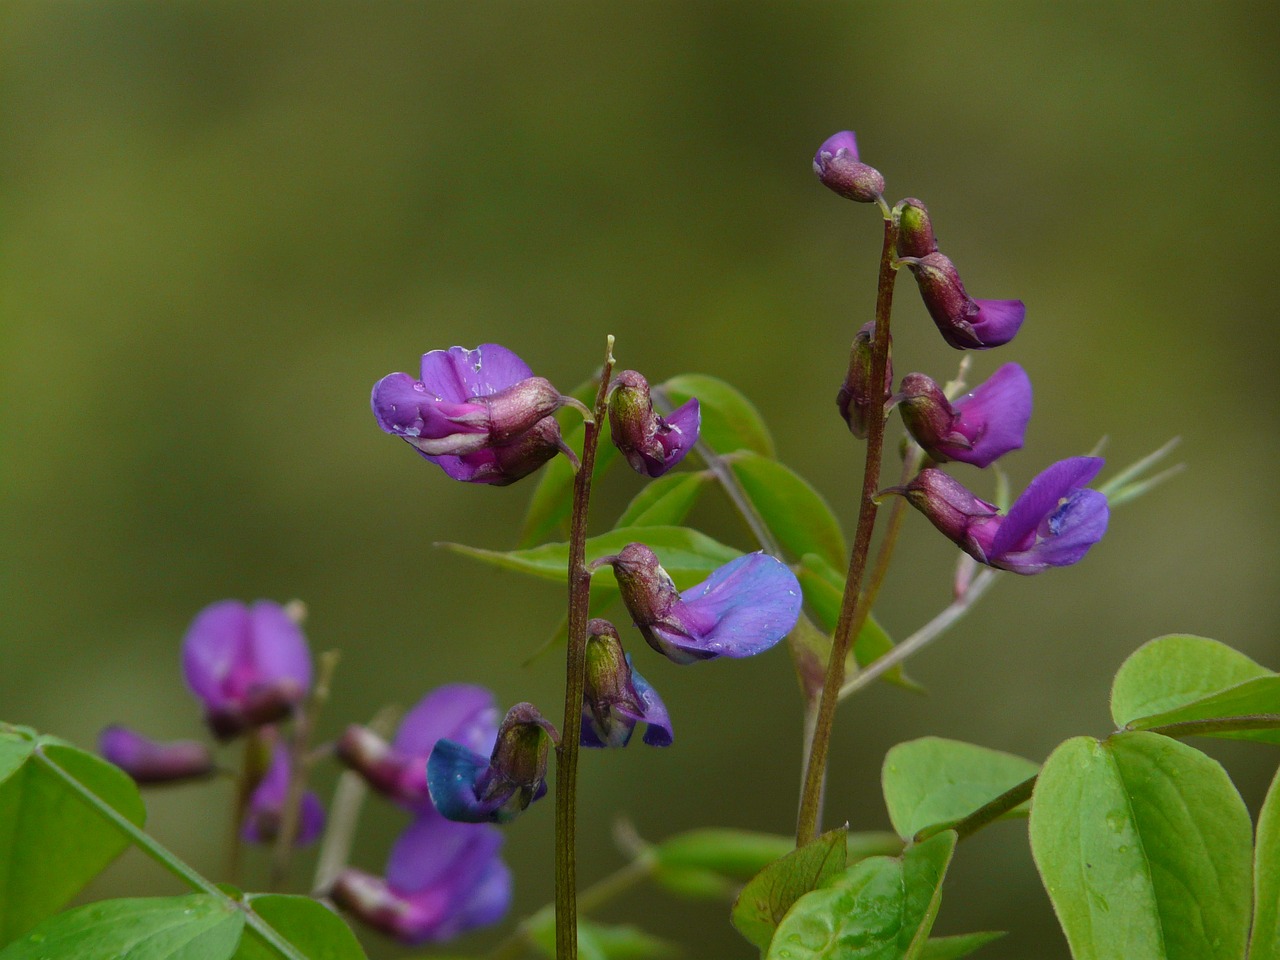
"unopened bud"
813,131,885,203
836,321,892,439
98,726,214,785
608,371,700,477
900,252,1025,351
895,198,937,258
335,725,428,805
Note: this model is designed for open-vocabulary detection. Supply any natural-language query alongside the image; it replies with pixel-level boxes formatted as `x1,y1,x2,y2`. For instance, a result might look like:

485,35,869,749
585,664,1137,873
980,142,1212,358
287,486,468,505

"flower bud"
899,252,1025,350
895,198,937,258
813,131,885,203
608,371,700,477
606,542,681,629
581,620,673,748
98,726,214,785
836,322,892,439
897,363,1031,468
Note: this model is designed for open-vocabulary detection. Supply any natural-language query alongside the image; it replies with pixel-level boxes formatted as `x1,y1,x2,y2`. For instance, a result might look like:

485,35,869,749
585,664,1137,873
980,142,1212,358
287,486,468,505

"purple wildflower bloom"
897,363,1032,468
603,544,803,665
181,600,311,740
240,741,325,846
608,370,700,477
330,815,510,944
813,131,885,203
899,252,1025,350
372,344,569,484
899,457,1109,574
580,619,673,748
427,702,558,824
99,726,214,785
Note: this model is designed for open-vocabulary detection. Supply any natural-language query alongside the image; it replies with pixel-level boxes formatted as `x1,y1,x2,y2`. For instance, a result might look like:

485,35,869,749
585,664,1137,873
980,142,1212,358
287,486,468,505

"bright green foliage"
764,830,957,960
1029,733,1252,960
616,471,711,528
0,895,244,960
726,452,846,570
916,932,1005,959
655,829,798,881
881,738,1038,839
230,896,366,960
732,826,847,951
1110,635,1280,744
0,736,147,945
659,374,775,459
1250,763,1280,960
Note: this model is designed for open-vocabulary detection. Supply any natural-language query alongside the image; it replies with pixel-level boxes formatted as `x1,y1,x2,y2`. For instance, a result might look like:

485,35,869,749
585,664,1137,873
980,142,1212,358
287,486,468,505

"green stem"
796,215,899,845
32,745,308,960
918,773,1037,844
555,335,616,960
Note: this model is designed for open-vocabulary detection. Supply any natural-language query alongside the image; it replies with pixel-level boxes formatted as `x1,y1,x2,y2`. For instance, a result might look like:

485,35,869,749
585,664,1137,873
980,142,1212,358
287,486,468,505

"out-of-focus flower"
98,726,214,785
337,684,498,811
813,131,885,203
330,814,510,945
240,741,325,846
372,344,570,484
836,321,892,440
581,619,672,748
898,252,1025,350
601,543,802,665
895,457,1109,574
427,703,558,824
608,370,700,477
896,363,1032,468
181,600,311,740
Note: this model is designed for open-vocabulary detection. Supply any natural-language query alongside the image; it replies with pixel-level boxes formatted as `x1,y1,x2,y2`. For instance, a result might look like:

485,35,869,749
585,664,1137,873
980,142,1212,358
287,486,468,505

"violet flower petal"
425,739,493,823
386,812,503,896
968,299,1026,349
654,397,701,474
394,685,498,761
98,726,213,784
989,457,1104,558
948,362,1032,467
419,344,533,403
994,489,1110,574
450,857,513,932
668,552,802,661
625,660,673,747
241,744,325,846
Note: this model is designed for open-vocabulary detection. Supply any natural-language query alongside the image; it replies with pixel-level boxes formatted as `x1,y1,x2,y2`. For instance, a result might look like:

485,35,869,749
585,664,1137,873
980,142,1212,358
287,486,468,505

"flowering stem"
796,217,899,846
555,335,616,960
226,730,266,885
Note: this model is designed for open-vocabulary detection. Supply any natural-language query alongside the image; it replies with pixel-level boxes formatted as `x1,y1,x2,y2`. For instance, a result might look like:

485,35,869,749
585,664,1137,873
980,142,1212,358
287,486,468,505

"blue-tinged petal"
676,552,803,659
990,456,1103,557
626,661,673,747
994,489,1109,574
426,738,492,823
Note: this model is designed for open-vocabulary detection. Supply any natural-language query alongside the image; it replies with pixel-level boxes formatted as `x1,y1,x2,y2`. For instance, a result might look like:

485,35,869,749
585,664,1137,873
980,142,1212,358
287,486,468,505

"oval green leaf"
0,894,243,960
1249,762,1280,960
231,895,366,960
731,826,847,951
0,741,147,945
659,374,774,458
727,452,846,570
616,471,711,528
1029,732,1252,960
882,737,1038,839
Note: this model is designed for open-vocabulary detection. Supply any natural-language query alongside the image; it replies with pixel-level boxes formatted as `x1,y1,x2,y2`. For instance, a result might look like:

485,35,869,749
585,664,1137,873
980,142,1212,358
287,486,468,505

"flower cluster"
818,132,1108,574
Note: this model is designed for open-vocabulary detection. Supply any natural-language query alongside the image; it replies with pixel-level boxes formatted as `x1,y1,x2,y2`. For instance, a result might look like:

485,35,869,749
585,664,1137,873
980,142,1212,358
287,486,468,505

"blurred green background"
3,2,1279,957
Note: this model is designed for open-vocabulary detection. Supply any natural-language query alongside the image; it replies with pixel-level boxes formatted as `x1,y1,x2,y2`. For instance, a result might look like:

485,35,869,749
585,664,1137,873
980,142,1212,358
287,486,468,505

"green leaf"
581,923,681,959
0,740,148,945
1028,732,1252,960
765,830,957,960
917,932,1005,960
731,826,846,951
881,737,1039,839
0,894,243,960
1250,762,1280,960
444,525,740,591
231,895,366,960
659,374,774,458
726,452,846,569
616,472,711,528
1110,634,1280,743
655,829,797,881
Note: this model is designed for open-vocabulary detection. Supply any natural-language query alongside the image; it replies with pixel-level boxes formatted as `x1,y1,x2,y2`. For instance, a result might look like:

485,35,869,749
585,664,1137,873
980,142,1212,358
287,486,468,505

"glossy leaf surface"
732,826,846,951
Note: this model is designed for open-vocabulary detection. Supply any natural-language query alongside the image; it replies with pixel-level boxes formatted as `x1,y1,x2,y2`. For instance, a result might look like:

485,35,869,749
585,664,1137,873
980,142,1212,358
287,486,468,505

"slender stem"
33,746,308,960
1140,714,1280,738
555,335,616,960
796,217,899,845
917,773,1038,844
226,730,266,885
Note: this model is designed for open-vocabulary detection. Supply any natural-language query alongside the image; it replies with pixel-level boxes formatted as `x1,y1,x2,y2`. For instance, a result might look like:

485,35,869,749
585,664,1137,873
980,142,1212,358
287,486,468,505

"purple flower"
896,363,1032,468
372,344,570,484
602,544,803,665
581,619,673,748
99,726,214,785
608,370,700,477
241,741,325,846
898,457,1109,574
337,684,499,812
181,600,311,740
836,321,892,440
813,131,885,203
427,703,559,824
899,252,1025,350
330,814,510,945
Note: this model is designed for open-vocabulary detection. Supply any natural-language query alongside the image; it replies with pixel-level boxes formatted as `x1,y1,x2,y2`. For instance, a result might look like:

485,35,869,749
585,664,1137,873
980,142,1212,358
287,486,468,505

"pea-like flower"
896,363,1032,468
330,814,510,944
608,370,700,477
581,619,673,748
895,456,1109,574
240,741,325,846
372,344,573,484
427,702,559,824
181,600,312,740
600,543,803,665
337,684,499,811
98,726,214,785
898,252,1025,350
813,131,885,203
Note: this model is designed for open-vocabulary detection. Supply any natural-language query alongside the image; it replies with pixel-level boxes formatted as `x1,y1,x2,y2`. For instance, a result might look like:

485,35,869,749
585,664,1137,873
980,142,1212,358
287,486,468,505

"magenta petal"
99,726,213,784
386,812,503,895
451,857,512,932
420,344,533,402
990,457,1104,558
970,299,1025,348
674,553,802,659
371,372,434,435
950,363,1032,468
246,601,311,697
815,130,859,162
394,685,499,761
181,600,250,707
655,398,701,473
